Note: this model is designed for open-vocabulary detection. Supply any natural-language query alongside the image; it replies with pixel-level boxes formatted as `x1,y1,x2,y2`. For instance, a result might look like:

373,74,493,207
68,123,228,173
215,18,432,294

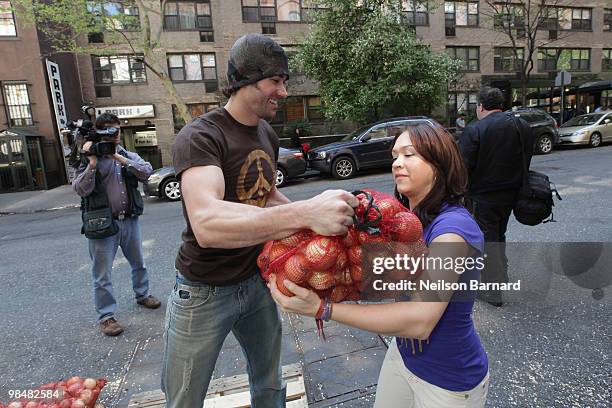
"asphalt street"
0,144,611,407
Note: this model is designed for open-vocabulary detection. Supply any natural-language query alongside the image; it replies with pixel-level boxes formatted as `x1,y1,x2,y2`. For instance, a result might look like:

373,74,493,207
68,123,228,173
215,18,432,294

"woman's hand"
267,274,322,317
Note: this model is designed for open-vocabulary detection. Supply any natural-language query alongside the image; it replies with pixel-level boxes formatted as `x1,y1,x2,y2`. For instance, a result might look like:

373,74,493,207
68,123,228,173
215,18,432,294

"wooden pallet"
128,363,307,408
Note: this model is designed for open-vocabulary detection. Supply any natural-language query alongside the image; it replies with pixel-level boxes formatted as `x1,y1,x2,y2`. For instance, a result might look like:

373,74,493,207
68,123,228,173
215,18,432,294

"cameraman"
73,113,160,336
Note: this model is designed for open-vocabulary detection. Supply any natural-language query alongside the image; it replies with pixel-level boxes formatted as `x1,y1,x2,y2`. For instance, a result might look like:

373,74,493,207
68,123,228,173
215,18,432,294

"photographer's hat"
227,34,289,94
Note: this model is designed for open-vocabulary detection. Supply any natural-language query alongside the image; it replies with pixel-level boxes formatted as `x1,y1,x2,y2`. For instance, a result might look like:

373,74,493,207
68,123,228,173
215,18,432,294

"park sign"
46,60,68,129
95,105,155,119
45,59,70,181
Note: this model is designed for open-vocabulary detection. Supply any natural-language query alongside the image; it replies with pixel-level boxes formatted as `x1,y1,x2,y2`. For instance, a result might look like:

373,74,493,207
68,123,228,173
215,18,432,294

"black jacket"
458,111,534,198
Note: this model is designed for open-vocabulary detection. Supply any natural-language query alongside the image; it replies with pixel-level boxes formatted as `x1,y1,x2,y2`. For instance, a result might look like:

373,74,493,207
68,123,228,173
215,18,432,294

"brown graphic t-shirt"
172,108,279,285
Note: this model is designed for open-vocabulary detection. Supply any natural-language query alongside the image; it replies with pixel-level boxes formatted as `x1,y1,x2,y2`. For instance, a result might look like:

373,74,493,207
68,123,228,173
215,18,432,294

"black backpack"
511,116,562,226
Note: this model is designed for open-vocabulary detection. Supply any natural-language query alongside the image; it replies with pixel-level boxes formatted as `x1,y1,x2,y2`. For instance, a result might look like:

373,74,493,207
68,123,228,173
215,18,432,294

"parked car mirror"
361,134,372,142
604,119,611,124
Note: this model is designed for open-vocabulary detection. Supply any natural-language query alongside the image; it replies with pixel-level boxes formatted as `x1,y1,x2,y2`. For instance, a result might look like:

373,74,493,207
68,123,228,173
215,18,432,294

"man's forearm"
114,153,152,181
73,163,96,197
192,199,311,249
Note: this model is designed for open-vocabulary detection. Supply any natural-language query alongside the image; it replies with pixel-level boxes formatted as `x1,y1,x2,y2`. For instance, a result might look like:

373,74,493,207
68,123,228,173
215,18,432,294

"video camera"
83,127,118,157
64,106,119,167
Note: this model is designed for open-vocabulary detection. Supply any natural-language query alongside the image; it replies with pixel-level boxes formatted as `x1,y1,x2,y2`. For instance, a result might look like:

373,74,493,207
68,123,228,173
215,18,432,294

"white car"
558,112,612,147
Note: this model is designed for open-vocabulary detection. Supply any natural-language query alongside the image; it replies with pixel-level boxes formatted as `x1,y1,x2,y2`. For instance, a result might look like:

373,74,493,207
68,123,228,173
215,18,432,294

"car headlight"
148,172,164,182
315,151,327,159
572,130,588,137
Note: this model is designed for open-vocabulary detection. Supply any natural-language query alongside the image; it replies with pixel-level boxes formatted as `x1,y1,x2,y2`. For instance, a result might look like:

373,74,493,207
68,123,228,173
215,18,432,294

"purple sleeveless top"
397,203,488,391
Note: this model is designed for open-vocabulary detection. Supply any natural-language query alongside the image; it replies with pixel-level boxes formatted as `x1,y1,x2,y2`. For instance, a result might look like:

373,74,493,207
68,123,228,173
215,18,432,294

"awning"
577,80,612,92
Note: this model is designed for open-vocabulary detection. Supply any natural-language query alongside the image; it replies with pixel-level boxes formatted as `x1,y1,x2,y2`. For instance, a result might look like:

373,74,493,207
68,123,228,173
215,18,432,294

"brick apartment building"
420,0,612,125
4,1,611,172
0,0,84,192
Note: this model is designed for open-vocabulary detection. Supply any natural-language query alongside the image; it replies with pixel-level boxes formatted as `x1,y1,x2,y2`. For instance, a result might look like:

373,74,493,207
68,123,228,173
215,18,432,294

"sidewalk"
0,184,80,214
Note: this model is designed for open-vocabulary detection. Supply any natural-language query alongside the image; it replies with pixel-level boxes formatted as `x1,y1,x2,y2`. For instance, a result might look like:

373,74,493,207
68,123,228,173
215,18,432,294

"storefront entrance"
120,125,162,169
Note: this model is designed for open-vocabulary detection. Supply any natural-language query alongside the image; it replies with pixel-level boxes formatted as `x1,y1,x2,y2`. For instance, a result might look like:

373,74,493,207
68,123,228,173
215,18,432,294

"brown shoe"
137,295,161,309
100,317,124,336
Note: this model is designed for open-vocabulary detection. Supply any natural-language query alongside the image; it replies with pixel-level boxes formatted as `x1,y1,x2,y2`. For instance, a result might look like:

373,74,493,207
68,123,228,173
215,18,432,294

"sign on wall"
134,130,158,147
95,105,155,119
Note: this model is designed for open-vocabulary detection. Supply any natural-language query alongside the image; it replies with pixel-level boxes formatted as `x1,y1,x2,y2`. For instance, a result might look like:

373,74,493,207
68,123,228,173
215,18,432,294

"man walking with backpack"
458,87,534,307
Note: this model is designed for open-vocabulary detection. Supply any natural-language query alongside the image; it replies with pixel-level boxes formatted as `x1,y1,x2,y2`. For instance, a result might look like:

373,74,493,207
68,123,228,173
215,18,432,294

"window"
306,96,323,122
448,91,477,125
494,47,524,72
570,8,591,30
444,1,478,27
92,55,146,84
301,2,326,22
277,0,300,22
603,49,612,72
605,9,612,31
168,53,218,92
172,103,218,132
493,3,525,35
262,21,276,34
242,0,325,23
518,112,546,124
542,7,592,31
0,1,16,36
199,30,214,42
538,48,590,72
2,82,33,126
402,1,428,26
243,0,276,22
164,0,212,30
88,1,140,31
447,46,479,72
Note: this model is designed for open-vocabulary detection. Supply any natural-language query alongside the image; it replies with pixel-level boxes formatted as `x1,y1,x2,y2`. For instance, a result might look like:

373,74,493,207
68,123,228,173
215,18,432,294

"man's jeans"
470,196,515,304
161,272,286,408
88,216,149,322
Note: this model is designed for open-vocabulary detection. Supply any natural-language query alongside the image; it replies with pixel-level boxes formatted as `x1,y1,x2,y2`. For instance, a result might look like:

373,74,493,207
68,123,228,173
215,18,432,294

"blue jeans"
161,272,286,407
88,216,149,322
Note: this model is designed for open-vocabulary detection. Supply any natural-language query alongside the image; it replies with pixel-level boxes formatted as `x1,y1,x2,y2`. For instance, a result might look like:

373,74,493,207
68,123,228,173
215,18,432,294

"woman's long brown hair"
392,122,468,229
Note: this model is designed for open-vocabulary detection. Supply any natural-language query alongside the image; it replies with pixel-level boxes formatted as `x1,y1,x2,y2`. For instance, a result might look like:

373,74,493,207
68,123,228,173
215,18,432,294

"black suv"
507,108,560,154
308,117,436,179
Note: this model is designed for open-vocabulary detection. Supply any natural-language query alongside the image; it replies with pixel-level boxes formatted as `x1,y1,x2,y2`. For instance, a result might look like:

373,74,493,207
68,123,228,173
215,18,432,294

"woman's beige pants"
374,340,489,408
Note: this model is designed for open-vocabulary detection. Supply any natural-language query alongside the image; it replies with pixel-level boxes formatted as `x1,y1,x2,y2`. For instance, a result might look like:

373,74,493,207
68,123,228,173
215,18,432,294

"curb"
0,204,81,216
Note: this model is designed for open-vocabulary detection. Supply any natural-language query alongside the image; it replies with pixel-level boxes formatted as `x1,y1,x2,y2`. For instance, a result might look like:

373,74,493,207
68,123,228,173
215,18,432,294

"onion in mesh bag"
301,237,341,271
283,252,310,284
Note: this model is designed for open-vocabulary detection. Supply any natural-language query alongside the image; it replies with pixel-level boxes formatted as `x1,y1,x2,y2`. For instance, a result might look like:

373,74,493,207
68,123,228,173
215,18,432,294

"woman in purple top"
269,122,489,407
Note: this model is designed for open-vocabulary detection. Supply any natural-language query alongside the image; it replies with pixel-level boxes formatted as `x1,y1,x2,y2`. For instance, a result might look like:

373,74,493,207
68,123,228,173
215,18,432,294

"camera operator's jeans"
161,272,286,408
88,216,149,322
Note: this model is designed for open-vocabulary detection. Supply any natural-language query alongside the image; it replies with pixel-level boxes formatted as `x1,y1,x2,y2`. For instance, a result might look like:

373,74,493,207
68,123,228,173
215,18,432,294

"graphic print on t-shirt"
236,149,275,207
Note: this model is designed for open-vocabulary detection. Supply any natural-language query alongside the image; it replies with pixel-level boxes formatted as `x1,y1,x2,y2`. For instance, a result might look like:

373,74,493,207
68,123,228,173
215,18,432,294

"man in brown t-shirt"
162,34,359,407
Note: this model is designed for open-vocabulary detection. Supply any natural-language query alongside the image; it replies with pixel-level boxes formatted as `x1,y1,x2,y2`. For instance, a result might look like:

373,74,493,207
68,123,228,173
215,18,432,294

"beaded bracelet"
320,301,333,322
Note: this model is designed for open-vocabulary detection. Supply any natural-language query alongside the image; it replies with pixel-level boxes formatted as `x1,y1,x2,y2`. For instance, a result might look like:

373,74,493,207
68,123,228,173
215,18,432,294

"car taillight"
554,121,558,128
293,152,304,158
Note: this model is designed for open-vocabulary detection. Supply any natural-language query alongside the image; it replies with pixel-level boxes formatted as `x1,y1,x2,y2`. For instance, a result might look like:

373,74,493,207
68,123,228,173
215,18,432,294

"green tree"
295,0,460,124
12,0,192,123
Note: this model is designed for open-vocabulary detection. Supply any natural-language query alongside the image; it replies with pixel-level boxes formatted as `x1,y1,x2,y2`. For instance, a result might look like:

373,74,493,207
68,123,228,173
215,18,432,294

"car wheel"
161,178,181,201
536,134,553,154
332,156,356,179
276,167,288,188
588,133,602,148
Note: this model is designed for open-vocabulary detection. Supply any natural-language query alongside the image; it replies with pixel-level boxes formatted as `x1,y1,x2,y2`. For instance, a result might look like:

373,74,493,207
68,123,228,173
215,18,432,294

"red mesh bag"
258,190,426,304
4,377,107,408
